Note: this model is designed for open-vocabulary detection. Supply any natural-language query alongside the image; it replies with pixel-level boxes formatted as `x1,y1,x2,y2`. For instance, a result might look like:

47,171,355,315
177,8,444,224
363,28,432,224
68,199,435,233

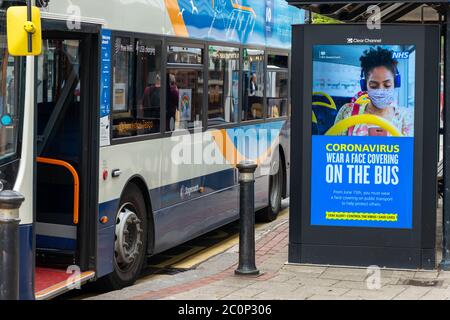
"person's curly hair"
360,46,398,78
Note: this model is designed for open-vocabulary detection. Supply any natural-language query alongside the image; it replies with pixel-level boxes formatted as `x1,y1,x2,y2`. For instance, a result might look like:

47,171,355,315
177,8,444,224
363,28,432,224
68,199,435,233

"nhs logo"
392,51,409,59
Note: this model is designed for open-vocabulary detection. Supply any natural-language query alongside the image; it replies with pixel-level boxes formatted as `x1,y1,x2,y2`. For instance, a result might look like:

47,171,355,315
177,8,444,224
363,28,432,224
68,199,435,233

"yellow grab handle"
313,92,337,110
325,114,402,137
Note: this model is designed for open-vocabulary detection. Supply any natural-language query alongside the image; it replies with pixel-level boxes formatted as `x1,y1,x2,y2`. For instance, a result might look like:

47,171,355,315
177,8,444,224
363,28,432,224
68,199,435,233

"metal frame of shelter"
286,0,450,269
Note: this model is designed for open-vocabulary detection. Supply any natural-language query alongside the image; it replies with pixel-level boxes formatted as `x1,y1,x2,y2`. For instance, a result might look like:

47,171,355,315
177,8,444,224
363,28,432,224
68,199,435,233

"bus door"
34,27,98,299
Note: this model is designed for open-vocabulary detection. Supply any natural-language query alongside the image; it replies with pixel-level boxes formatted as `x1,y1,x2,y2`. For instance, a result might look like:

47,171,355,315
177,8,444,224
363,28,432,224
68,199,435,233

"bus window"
112,37,134,138
242,49,264,121
268,54,288,69
166,69,203,131
135,39,161,134
166,45,204,131
208,45,239,126
267,68,288,118
36,39,81,159
112,37,163,139
0,55,18,163
168,46,202,64
0,10,20,164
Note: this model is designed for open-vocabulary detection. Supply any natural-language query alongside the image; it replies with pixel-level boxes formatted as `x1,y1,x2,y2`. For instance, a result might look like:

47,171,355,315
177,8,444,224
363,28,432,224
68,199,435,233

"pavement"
86,200,450,300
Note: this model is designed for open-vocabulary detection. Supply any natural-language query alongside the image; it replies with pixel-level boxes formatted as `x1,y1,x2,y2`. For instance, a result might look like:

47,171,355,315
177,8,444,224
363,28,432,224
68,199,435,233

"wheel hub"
114,203,144,269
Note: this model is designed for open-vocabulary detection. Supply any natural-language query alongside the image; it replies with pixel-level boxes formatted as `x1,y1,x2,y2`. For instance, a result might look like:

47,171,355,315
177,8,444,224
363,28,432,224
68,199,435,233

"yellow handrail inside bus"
312,111,318,124
325,114,402,137
36,157,79,225
312,92,337,110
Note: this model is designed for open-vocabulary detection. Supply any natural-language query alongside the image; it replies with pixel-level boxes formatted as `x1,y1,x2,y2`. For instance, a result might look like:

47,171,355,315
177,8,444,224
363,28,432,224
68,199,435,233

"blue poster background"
311,135,414,229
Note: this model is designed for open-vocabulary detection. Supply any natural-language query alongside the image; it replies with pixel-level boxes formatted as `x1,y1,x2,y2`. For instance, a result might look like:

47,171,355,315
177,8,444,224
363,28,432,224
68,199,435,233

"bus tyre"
257,161,283,222
100,184,148,290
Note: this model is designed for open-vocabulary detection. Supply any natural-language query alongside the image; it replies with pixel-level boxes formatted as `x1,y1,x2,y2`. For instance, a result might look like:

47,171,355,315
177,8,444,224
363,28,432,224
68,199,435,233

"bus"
1,0,304,299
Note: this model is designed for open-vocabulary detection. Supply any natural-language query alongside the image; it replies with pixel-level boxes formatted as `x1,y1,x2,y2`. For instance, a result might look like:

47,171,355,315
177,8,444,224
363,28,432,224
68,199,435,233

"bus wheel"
100,184,148,290
257,160,283,222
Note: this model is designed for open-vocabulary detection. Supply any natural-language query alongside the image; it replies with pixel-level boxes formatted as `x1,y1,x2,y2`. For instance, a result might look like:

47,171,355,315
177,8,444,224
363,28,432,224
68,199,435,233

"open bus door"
33,21,99,299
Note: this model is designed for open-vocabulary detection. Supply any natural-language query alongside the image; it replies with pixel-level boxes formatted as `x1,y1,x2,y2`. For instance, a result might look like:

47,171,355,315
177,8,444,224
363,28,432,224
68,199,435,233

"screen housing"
289,24,440,269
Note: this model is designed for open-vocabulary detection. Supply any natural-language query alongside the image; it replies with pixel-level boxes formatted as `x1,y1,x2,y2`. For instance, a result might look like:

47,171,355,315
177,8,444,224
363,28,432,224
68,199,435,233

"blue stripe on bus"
153,168,236,210
98,168,236,226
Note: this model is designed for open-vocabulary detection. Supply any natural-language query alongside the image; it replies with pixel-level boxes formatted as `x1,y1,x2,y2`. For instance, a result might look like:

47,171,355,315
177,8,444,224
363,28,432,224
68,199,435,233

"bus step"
35,267,95,300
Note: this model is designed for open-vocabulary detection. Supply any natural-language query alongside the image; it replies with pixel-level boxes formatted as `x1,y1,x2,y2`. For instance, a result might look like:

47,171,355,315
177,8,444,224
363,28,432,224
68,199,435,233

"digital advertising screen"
290,23,440,269
310,44,416,229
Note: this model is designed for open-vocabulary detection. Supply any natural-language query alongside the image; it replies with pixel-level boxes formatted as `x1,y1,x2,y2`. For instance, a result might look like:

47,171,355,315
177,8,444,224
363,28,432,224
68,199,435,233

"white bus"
1,0,303,299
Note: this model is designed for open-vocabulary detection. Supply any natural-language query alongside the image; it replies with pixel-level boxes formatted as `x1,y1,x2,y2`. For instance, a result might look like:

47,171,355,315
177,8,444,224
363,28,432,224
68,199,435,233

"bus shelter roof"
286,1,445,23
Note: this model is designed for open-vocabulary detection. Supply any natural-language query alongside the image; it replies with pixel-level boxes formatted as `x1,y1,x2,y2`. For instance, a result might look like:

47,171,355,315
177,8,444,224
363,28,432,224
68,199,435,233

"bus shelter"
287,1,450,269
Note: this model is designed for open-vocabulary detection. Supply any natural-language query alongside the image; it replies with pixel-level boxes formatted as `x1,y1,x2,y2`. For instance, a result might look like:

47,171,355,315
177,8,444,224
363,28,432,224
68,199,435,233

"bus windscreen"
0,10,20,165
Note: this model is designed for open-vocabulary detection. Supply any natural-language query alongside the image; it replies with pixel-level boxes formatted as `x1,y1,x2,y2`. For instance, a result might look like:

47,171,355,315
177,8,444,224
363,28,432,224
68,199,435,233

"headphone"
360,66,401,91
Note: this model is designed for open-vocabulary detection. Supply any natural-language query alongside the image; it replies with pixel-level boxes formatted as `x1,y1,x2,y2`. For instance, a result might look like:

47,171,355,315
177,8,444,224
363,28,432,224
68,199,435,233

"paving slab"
294,285,350,297
341,285,407,300
393,286,432,300
420,288,450,300
222,288,266,299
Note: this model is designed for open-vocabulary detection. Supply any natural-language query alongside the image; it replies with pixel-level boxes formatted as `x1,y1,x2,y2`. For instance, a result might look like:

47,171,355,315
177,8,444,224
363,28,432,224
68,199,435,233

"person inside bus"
249,73,257,97
246,73,260,119
141,73,161,120
334,46,413,137
166,73,179,131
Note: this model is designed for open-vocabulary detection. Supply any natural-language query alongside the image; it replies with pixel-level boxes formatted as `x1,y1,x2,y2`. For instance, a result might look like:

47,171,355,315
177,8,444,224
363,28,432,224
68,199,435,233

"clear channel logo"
346,38,382,44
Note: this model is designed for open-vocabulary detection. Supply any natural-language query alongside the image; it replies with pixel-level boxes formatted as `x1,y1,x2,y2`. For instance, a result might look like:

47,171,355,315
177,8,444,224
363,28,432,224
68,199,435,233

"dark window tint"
268,54,288,69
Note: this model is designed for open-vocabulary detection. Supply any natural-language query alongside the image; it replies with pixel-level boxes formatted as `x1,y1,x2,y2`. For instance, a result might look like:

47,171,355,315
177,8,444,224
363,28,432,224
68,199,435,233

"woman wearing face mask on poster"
334,46,414,137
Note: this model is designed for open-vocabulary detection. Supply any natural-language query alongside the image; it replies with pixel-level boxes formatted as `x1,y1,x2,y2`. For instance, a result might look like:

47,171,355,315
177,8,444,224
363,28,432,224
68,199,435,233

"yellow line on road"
204,230,229,240
278,208,289,219
153,246,205,269
171,208,289,269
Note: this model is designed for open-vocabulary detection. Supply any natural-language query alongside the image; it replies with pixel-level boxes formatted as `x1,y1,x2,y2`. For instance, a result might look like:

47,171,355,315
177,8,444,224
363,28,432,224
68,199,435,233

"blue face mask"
367,88,396,109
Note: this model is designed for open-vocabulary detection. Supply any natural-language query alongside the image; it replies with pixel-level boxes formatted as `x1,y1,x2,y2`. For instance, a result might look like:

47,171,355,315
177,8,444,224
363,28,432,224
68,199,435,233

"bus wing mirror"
7,6,42,56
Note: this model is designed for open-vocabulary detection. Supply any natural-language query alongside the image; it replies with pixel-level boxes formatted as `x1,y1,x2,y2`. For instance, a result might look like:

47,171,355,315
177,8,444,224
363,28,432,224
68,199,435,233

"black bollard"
235,161,259,276
0,190,24,300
